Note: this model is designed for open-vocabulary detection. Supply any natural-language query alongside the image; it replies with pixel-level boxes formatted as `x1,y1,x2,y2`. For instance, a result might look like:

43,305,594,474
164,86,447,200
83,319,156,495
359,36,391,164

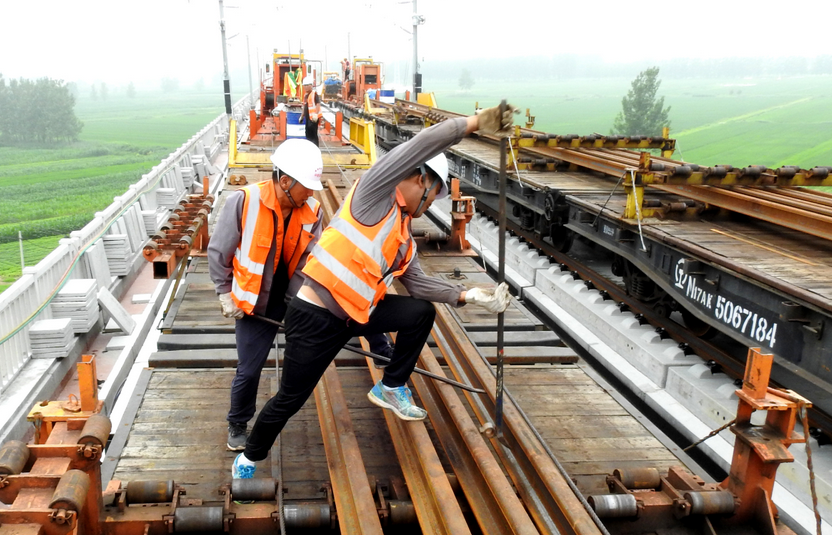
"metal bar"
496,99,508,439
734,187,832,218
653,183,832,241
413,332,541,535
362,346,471,535
315,363,384,534
432,307,603,535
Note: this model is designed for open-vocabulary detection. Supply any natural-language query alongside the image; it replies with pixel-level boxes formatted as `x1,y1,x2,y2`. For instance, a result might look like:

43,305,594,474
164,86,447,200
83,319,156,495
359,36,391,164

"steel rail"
411,332,542,535
315,363,385,534
360,344,472,535
653,183,832,241
734,187,832,218
432,306,603,535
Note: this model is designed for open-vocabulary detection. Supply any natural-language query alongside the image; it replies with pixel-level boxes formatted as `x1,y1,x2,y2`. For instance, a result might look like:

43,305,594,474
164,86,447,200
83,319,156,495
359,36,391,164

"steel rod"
495,99,508,439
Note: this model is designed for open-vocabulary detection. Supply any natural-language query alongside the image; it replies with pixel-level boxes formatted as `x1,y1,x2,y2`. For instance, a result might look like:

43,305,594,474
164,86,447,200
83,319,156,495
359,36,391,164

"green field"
0,90,223,293
431,75,832,168
2,75,832,293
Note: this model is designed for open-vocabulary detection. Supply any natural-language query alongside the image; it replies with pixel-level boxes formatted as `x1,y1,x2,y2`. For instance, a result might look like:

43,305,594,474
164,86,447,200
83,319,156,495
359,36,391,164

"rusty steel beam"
361,350,472,535
315,363,384,535
411,336,541,535
432,307,604,535
654,184,832,241
735,187,832,218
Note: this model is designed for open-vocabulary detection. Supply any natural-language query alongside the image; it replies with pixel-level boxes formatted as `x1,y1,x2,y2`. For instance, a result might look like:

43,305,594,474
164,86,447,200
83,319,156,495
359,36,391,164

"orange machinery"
344,58,382,103
249,52,313,141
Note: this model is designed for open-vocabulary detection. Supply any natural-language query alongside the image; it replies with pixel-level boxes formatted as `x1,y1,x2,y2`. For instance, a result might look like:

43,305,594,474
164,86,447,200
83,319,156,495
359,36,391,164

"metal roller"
185,226,198,236
179,236,193,248
77,414,111,447
168,212,181,221
49,470,90,512
197,208,209,219
205,194,215,203
685,490,735,515
173,505,224,532
201,200,213,209
614,467,661,489
388,500,418,525
0,440,29,475
588,494,638,518
125,480,174,504
283,503,331,529
150,230,166,240
231,478,276,501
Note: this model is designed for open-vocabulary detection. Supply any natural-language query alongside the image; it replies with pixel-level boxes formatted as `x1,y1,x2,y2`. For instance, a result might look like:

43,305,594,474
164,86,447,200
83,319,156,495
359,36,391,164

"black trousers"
305,118,320,147
226,290,287,426
227,303,392,427
244,294,436,461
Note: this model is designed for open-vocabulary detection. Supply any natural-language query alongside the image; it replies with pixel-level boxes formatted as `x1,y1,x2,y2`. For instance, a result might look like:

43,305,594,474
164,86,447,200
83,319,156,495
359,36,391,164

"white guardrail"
0,96,251,392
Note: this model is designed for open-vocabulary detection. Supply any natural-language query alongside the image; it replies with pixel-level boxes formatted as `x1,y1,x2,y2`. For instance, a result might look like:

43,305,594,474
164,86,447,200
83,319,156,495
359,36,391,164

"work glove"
219,292,245,319
476,104,517,136
465,282,511,314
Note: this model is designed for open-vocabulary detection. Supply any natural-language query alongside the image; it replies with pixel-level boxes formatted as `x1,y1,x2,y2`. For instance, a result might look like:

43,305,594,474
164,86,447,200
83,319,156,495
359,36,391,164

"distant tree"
161,77,179,92
90,83,98,101
100,82,108,101
612,67,671,137
459,69,474,91
67,82,78,99
126,82,136,98
0,76,82,143
194,78,205,91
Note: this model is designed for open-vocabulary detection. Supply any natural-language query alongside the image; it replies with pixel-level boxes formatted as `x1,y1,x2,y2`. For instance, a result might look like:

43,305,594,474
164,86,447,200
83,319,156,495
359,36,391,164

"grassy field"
431,75,832,168
2,75,832,293
0,91,223,293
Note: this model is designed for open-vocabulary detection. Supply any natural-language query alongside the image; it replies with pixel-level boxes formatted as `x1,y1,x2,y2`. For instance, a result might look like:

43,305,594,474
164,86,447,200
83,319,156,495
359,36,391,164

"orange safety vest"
231,181,321,314
303,182,415,323
307,91,319,119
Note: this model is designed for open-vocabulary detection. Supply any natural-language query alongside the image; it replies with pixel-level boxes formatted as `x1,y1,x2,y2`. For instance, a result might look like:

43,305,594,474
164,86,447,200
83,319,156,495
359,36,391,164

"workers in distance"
232,103,517,479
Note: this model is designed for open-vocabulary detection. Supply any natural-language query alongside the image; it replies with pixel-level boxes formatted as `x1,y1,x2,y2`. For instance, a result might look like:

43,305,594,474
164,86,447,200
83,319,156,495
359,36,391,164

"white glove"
465,282,511,314
219,292,244,319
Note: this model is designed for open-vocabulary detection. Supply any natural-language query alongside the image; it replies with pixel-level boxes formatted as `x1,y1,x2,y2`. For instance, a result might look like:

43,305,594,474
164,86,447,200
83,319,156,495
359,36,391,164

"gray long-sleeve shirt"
208,189,323,316
304,117,469,319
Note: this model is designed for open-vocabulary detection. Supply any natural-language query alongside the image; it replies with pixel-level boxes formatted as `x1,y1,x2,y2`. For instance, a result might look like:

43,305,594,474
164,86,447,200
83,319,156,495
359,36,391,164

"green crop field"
0,90,224,292
431,75,832,168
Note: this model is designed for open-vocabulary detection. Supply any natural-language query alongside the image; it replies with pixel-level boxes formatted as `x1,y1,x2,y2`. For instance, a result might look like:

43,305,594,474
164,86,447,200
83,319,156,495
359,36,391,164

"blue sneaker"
232,453,255,480
367,381,427,421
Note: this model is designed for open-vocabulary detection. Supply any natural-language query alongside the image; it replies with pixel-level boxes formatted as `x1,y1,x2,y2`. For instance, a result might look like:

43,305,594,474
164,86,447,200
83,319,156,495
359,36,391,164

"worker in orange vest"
232,104,517,479
209,139,393,453
300,76,321,146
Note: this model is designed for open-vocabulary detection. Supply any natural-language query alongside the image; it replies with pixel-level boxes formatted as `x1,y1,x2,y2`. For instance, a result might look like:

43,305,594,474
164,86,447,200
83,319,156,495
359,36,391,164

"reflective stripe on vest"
302,182,414,323
231,183,320,314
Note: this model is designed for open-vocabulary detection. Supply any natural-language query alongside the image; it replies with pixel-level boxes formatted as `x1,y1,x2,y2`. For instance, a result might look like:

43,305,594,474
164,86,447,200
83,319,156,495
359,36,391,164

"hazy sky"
2,0,830,88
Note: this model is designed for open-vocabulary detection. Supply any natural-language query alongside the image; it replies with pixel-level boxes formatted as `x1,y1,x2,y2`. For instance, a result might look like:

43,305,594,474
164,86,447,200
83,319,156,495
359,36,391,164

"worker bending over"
301,76,321,147
232,104,515,478
208,139,391,452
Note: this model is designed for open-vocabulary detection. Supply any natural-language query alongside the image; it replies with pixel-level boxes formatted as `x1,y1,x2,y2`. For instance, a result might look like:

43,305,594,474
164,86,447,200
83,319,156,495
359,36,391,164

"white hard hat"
270,139,324,191
424,153,449,199
302,75,313,86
